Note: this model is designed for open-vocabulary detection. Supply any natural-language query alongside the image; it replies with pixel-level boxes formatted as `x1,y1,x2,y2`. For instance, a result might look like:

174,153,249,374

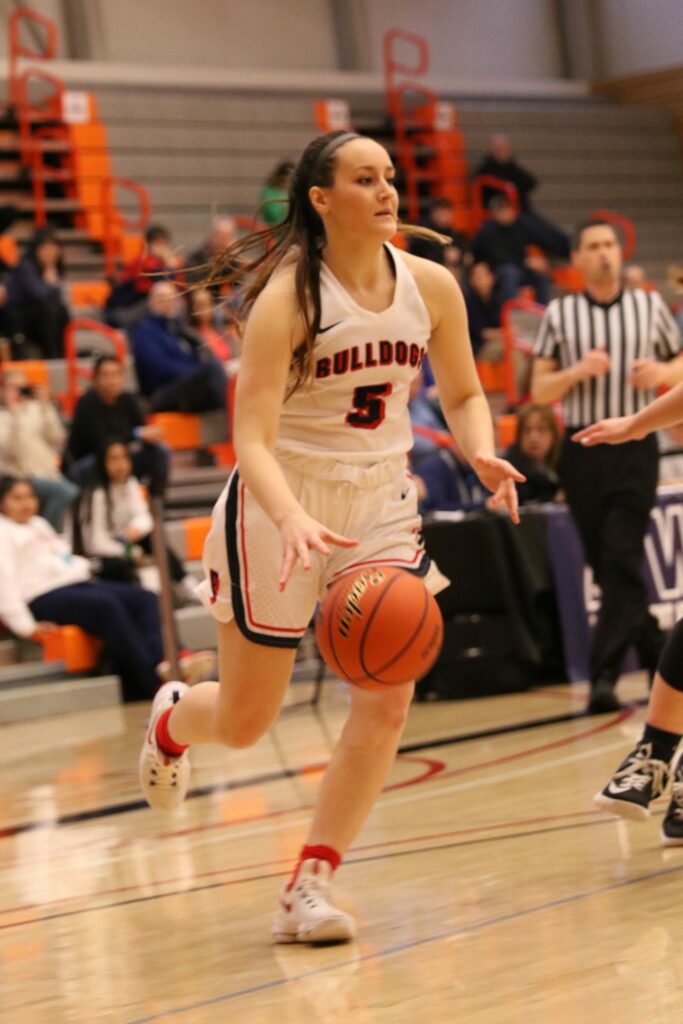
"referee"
531,219,683,713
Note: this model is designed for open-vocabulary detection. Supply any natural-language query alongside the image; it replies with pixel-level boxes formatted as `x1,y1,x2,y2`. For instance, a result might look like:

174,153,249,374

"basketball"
314,566,443,689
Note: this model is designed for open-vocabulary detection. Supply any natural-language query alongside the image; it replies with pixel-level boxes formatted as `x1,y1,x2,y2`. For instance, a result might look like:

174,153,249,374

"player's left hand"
473,455,525,525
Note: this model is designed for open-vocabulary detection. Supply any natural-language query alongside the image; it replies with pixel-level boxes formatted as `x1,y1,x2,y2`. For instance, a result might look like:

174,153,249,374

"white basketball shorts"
195,451,449,648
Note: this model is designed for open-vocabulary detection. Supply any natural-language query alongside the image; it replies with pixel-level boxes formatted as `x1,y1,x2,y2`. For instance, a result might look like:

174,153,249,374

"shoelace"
146,752,182,791
611,747,668,796
295,877,333,912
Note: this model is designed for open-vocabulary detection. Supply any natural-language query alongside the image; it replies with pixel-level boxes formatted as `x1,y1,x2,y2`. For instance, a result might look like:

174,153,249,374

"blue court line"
125,857,683,1023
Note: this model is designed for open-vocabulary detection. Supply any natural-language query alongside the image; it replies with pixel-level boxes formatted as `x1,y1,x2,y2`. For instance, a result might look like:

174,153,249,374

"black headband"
309,132,360,186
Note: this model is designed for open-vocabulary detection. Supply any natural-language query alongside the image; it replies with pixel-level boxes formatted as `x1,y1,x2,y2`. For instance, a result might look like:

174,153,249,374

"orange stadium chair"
0,359,50,389
69,281,111,307
183,517,212,562
496,413,518,449
39,625,102,673
146,412,201,450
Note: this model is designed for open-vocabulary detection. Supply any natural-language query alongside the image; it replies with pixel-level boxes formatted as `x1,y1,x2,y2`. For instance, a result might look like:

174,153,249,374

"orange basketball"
314,566,443,689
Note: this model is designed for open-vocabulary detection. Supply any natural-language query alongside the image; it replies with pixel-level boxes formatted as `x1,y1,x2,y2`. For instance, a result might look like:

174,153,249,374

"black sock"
642,723,682,764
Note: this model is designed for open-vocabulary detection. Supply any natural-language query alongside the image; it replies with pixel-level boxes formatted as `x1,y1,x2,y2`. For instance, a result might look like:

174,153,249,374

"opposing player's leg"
272,679,415,944
139,619,296,812
595,619,683,831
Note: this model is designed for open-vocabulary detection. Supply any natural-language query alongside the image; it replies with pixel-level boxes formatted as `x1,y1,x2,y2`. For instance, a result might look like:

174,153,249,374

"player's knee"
354,686,414,735
213,709,273,749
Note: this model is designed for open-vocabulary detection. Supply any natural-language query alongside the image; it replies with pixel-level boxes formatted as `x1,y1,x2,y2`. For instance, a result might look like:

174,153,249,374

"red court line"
0,713,632,923
0,806,606,925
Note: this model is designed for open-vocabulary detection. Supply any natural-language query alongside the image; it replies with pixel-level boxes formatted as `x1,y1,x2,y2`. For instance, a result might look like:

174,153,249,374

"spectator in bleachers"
0,370,78,530
71,439,199,605
472,195,554,306
105,223,185,329
186,216,237,298
623,264,649,290
463,261,502,359
187,287,239,366
408,197,468,280
0,475,213,700
473,134,570,259
474,133,538,212
669,265,683,334
504,403,563,506
132,281,227,413
413,440,487,514
0,204,18,358
4,227,70,359
409,370,448,467
259,162,294,229
65,354,169,498
0,474,162,701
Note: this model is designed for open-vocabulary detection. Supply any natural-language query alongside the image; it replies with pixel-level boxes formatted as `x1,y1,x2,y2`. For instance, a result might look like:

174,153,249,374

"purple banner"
544,487,683,681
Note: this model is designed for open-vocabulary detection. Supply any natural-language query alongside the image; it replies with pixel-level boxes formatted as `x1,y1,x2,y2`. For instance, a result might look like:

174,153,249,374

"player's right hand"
572,414,643,446
277,511,358,592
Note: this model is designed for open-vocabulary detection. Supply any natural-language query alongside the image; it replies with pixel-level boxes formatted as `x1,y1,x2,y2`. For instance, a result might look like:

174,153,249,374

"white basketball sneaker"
272,859,356,944
139,681,190,812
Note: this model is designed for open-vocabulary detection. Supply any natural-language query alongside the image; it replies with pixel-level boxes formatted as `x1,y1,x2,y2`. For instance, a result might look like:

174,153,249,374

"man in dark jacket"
472,196,563,306
65,354,169,496
132,282,226,413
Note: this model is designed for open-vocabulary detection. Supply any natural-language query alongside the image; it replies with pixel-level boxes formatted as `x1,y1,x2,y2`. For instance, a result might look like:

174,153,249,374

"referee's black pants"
559,432,664,686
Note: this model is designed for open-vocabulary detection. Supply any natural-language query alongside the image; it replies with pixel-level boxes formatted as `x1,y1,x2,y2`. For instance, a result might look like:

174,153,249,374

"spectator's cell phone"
19,385,34,397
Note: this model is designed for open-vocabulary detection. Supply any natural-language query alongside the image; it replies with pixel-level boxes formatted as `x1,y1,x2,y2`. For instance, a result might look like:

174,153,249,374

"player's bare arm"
574,377,683,447
405,254,525,522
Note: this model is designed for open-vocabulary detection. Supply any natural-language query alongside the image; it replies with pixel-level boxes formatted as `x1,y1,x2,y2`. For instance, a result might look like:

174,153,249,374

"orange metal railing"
500,296,546,407
101,177,152,278
8,6,58,109
470,175,520,234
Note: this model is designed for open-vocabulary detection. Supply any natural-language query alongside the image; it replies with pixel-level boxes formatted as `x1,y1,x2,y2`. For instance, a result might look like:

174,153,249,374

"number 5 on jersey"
346,383,393,430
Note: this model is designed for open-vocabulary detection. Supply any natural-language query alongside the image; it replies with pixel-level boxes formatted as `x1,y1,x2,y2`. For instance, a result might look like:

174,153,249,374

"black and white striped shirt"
533,289,681,427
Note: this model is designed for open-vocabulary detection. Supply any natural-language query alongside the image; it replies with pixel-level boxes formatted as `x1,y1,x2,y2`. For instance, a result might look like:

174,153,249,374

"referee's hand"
474,455,526,525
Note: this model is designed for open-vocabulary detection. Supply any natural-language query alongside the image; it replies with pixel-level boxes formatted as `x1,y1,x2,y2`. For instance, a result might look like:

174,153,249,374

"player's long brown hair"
201,131,447,393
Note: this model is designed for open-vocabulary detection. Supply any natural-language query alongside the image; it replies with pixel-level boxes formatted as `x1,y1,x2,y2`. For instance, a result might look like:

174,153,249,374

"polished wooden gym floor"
1,671,681,1023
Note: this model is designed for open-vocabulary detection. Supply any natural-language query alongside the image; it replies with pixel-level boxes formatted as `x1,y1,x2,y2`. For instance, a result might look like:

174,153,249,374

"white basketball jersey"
277,244,432,462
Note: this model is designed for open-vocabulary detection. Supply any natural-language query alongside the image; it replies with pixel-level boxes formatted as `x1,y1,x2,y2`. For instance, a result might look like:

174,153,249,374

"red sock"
155,707,188,758
286,844,342,890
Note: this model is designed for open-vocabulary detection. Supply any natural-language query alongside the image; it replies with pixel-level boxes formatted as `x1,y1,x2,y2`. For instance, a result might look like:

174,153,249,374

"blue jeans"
30,580,164,701
495,263,550,307
29,476,79,531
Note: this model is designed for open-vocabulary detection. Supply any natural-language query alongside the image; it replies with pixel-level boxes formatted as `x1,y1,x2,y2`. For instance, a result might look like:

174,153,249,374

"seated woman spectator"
65,354,169,497
259,161,294,228
0,476,212,700
504,403,563,505
463,261,503,359
187,286,239,367
105,224,185,329
73,440,199,605
0,370,78,529
132,282,227,413
4,227,70,359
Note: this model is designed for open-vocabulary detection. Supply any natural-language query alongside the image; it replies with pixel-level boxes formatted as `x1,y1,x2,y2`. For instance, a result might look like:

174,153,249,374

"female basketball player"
575,383,683,843
139,131,525,943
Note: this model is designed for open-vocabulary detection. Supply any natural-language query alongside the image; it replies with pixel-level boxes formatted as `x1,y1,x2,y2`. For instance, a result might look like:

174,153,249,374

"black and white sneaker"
139,682,190,812
662,755,683,846
594,743,670,821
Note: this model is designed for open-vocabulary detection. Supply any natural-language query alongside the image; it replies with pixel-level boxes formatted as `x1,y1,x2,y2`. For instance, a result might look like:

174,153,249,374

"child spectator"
0,370,78,529
72,440,199,605
259,161,294,228
4,227,70,358
504,403,563,505
132,282,227,413
65,354,169,498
